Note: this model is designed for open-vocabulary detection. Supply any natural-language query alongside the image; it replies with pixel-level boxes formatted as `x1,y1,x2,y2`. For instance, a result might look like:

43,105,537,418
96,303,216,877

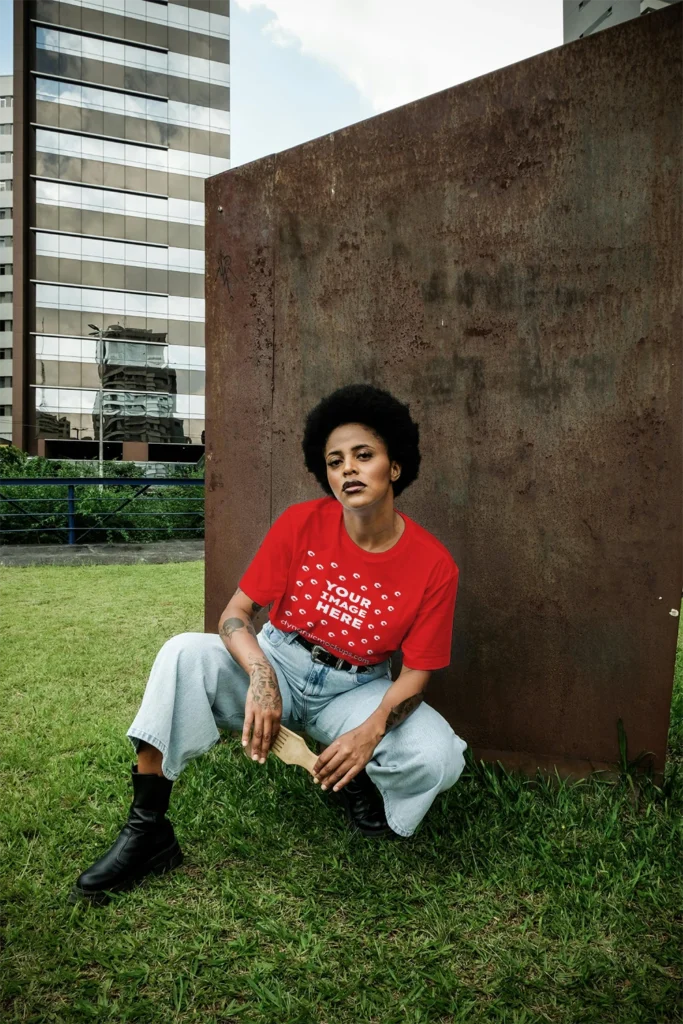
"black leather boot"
69,766,183,903
328,768,397,838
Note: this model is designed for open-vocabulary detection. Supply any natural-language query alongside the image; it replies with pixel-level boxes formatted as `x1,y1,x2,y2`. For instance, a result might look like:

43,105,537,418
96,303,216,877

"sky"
0,0,564,167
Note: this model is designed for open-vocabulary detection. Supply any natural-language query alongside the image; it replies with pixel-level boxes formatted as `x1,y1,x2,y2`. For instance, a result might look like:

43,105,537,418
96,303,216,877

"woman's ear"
391,462,401,481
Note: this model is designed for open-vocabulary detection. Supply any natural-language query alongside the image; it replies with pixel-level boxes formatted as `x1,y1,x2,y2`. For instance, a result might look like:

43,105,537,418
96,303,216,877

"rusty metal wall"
205,7,682,775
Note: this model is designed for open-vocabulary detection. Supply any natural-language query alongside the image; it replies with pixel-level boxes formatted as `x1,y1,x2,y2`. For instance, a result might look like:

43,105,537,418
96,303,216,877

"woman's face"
324,422,401,510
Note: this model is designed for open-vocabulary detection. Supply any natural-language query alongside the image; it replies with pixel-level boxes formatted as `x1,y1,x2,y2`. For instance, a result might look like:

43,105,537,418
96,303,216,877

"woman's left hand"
313,725,381,792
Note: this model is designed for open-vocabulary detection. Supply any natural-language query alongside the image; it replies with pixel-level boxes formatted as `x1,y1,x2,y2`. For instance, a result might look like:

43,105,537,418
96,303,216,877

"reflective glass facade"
15,0,230,458
0,74,12,442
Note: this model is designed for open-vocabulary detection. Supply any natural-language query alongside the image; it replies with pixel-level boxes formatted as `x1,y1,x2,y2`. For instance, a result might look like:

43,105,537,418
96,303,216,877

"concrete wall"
205,7,682,775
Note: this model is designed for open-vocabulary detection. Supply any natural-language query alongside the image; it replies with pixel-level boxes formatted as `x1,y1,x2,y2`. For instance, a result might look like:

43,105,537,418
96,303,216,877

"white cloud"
234,0,562,113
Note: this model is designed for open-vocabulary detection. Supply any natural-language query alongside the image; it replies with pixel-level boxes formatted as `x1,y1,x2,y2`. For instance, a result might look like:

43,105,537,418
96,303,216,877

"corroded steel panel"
205,7,682,773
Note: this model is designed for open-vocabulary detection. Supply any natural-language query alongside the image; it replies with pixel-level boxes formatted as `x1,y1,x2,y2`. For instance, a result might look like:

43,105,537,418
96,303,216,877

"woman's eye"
358,451,372,459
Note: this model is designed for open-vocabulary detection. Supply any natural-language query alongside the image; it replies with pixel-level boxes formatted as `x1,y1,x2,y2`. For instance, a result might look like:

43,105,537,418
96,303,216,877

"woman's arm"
363,666,431,741
217,588,282,764
312,665,431,792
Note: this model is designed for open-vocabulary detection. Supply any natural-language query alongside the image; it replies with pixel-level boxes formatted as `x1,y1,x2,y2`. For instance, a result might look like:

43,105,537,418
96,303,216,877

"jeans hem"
127,728,222,783
383,805,415,838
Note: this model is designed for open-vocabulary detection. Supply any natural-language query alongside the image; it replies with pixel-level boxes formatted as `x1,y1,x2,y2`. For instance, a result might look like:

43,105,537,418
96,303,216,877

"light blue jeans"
127,620,467,837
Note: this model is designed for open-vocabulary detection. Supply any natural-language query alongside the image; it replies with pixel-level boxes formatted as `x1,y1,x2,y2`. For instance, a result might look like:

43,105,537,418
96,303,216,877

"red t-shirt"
239,497,458,670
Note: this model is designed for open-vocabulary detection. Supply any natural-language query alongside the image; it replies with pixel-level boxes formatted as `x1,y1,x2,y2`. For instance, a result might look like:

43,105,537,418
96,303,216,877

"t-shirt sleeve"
399,558,459,671
238,506,295,608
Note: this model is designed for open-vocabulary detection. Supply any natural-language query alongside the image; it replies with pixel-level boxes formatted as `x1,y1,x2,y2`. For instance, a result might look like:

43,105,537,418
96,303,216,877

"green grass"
1,563,681,1024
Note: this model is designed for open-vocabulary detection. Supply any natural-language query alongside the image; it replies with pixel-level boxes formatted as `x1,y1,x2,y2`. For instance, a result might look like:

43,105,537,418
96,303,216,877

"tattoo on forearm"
232,587,263,614
385,694,424,731
247,656,282,711
219,616,256,641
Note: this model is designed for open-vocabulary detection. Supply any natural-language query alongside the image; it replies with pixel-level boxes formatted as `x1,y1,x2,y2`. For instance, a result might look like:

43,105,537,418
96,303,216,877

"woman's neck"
342,493,404,553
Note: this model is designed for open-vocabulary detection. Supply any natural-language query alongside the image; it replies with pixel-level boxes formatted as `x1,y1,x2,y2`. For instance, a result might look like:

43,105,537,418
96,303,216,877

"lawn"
1,563,681,1024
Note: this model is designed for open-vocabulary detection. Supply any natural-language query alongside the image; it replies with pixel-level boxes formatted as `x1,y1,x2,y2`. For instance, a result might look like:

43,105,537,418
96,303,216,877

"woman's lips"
343,483,366,493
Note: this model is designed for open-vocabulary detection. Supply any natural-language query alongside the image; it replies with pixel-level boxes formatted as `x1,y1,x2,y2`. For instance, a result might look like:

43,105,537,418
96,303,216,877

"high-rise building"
0,75,13,444
563,0,681,42
12,0,230,463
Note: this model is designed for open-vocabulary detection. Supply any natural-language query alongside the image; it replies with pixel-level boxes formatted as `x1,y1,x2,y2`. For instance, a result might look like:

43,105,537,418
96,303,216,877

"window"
0,181,13,192
0,124,12,135
0,405,11,415
0,292,11,301
0,348,12,358
34,180,205,225
0,97,12,108
0,375,11,387
35,78,169,125
0,237,12,247
0,208,11,219
0,153,11,164
0,266,12,276
35,128,227,180
0,319,13,330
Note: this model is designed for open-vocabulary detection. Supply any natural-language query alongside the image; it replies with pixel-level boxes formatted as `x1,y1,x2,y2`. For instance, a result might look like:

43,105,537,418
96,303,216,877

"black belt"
293,633,366,672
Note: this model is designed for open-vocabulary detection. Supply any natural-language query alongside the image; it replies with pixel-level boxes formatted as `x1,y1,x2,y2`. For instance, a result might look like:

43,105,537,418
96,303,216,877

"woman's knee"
154,632,224,699
414,730,466,791
160,632,213,658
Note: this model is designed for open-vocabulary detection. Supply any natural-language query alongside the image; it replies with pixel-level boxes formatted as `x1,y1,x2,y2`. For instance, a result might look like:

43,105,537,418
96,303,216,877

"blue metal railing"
0,478,204,545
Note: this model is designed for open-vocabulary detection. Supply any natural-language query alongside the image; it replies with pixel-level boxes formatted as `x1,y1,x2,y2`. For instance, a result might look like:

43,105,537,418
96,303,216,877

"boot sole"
68,842,184,905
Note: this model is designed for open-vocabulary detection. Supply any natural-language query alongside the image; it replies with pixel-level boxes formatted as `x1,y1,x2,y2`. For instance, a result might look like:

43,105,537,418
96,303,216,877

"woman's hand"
313,725,382,791
242,656,282,763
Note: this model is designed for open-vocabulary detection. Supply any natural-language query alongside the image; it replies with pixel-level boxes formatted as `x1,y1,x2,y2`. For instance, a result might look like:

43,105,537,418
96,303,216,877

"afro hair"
302,383,421,499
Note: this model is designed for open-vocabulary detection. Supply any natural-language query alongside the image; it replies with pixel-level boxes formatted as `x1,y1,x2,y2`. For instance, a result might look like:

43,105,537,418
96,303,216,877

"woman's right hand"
242,656,283,763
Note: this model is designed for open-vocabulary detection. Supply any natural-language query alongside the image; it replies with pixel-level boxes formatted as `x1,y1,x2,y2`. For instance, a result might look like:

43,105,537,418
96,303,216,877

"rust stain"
205,7,682,774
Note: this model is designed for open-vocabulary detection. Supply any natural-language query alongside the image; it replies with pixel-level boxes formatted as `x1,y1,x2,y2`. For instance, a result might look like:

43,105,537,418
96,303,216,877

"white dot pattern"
280,556,407,664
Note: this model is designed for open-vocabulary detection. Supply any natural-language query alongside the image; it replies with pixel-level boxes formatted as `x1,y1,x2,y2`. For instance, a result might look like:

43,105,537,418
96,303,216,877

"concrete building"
0,75,13,444
12,0,230,463
563,0,681,42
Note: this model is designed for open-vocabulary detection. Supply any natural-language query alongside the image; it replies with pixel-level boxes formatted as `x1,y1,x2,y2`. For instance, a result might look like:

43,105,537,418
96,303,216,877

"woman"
71,384,467,902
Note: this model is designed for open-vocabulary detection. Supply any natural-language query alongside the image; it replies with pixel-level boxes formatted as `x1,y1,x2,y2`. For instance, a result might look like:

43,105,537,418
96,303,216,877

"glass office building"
563,0,680,42
0,75,13,444
13,0,229,461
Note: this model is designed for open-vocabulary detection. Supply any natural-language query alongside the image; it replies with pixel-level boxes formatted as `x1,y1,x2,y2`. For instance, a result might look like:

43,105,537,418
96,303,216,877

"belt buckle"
310,644,328,665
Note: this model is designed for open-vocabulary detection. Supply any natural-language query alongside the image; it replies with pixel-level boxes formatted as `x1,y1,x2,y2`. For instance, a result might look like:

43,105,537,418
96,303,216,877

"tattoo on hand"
219,616,256,641
385,694,423,731
248,656,282,711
